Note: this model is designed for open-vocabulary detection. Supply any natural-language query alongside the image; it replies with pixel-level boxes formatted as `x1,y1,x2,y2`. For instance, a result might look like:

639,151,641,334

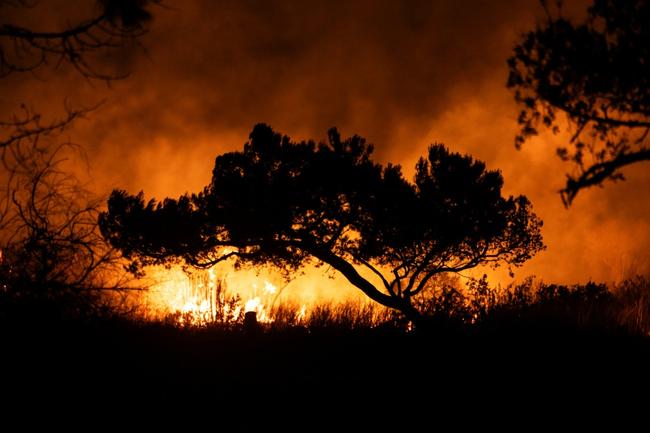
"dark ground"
1,313,649,430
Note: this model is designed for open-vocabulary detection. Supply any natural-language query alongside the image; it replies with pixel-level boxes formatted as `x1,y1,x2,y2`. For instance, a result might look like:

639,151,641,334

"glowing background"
2,0,648,309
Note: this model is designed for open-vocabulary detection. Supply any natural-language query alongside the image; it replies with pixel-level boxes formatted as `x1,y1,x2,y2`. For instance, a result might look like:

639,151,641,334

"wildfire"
242,280,280,322
147,266,300,327
297,304,307,321
144,263,383,328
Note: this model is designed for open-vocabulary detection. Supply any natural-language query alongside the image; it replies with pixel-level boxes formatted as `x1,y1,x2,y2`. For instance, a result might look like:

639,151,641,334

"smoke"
1,0,647,287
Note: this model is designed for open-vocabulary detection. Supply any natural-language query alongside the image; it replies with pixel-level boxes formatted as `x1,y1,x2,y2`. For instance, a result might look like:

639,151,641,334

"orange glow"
2,0,646,297
141,261,402,328
145,266,309,326
243,280,278,322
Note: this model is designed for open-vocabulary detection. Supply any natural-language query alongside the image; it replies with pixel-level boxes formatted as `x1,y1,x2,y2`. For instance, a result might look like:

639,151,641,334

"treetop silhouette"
508,0,650,205
100,124,544,322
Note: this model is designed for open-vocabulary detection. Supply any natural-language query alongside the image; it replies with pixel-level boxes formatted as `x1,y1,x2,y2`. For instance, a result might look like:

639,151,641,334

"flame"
143,263,384,328
297,304,307,321
263,281,277,294
244,280,278,322
245,297,261,312
145,266,288,326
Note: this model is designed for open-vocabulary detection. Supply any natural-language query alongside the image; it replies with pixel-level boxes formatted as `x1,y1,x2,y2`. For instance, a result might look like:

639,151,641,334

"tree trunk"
309,248,424,326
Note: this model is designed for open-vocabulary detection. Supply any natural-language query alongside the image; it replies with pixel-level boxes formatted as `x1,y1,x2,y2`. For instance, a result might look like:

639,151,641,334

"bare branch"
353,254,393,295
0,0,159,80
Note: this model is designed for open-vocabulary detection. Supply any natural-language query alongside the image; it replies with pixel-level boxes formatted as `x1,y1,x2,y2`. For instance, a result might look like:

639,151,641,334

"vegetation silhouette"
0,3,648,425
154,275,650,338
0,0,160,314
100,124,544,324
1,0,161,170
0,136,139,322
2,276,649,428
508,0,649,205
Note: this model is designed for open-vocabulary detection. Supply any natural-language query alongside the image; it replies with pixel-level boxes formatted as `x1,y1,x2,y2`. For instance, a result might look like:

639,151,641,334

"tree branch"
0,1,157,80
0,16,105,39
353,254,393,295
561,148,650,205
310,248,400,310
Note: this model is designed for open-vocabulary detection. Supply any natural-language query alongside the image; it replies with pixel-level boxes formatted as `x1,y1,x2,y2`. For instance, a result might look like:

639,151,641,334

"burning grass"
137,267,650,337
2,270,649,429
2,255,650,337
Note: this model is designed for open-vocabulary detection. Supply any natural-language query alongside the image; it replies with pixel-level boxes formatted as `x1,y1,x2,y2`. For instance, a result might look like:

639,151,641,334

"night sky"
2,0,648,287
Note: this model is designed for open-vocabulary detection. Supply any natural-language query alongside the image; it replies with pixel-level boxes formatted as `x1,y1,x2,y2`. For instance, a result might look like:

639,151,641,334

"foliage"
481,277,642,334
135,275,650,337
301,301,393,331
508,0,650,204
0,124,131,312
100,124,544,322
408,275,650,335
612,275,650,335
0,0,160,315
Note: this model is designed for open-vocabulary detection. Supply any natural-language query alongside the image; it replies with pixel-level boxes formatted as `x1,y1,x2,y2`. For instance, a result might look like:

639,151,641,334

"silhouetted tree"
99,125,544,323
0,1,158,310
0,136,130,313
507,0,649,205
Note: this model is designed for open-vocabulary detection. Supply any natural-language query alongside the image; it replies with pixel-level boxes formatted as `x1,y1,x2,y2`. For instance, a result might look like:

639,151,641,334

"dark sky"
2,0,648,286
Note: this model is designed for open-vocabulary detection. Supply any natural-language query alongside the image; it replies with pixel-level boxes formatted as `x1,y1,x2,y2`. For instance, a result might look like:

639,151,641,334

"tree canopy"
507,0,649,205
100,124,544,321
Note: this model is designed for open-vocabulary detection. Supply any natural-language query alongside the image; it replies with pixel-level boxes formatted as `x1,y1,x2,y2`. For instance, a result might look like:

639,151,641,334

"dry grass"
6,271,649,337
612,276,650,335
